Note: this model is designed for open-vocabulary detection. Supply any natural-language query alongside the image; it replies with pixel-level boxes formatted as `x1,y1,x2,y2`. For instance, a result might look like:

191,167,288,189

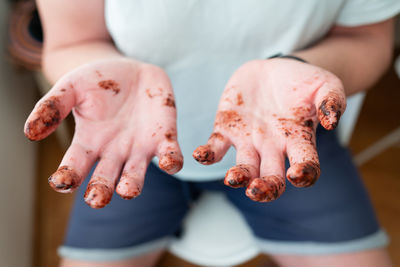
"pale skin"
193,59,346,201
30,0,394,266
26,58,183,207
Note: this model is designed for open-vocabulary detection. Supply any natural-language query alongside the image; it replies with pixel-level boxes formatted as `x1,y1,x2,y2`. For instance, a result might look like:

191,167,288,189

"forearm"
294,19,394,96
42,41,124,84
37,0,122,84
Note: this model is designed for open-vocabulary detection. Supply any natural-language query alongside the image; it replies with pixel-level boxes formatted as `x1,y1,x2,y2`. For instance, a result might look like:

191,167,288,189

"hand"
25,58,183,208
193,59,346,202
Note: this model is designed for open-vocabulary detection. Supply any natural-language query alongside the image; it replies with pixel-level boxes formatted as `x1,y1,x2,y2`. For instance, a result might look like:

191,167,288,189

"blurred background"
0,1,399,267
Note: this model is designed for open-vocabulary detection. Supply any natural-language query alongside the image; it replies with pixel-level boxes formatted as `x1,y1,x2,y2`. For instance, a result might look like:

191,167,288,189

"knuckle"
140,64,168,80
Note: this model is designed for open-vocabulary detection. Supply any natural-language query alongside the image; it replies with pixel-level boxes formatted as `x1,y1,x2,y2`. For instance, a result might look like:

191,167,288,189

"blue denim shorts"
59,127,387,261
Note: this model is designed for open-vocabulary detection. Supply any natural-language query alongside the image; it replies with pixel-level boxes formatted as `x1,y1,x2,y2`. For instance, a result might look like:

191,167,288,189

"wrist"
43,41,123,83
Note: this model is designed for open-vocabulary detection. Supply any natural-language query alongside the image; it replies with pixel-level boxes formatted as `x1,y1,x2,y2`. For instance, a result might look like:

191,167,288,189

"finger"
286,136,320,188
193,132,231,165
157,139,183,175
116,153,151,200
24,82,76,141
246,144,286,202
314,81,346,130
84,153,124,209
48,141,98,193
224,144,259,188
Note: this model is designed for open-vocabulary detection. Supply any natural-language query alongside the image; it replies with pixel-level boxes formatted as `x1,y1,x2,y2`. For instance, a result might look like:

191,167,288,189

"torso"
105,0,345,180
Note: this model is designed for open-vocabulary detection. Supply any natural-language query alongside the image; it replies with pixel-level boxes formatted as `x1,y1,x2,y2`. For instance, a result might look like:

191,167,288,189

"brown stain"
164,94,176,108
48,166,81,192
301,129,313,141
303,119,313,128
60,88,66,92
146,88,153,98
119,188,140,200
98,80,120,94
246,176,285,202
318,98,342,130
277,116,314,142
224,164,252,188
165,133,173,140
95,70,103,78
84,182,113,209
85,150,92,155
192,145,215,165
291,106,312,118
25,96,61,141
146,88,165,99
159,150,183,174
164,130,176,142
215,110,244,129
209,132,224,141
236,93,244,106
287,161,320,187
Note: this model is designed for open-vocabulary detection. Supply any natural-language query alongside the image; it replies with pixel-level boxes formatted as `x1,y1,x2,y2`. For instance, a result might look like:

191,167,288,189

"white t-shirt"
105,0,400,181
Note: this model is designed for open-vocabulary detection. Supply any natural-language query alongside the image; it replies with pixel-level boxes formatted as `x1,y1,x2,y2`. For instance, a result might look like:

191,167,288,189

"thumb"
314,78,346,131
24,79,76,141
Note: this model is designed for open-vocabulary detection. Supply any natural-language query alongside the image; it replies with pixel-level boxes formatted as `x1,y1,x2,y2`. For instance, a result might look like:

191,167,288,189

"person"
25,0,400,266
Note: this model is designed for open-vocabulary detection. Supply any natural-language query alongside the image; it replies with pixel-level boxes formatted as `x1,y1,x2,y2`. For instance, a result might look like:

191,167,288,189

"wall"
0,1,37,266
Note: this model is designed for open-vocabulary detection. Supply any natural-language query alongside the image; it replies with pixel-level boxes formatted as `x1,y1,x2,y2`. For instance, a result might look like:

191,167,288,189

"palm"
25,59,183,208
194,59,346,202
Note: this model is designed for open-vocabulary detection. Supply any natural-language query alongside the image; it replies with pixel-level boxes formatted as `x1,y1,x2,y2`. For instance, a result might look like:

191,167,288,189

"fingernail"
286,161,320,187
245,176,285,202
48,166,81,193
224,164,252,188
159,151,183,174
116,174,142,200
318,99,342,130
84,183,113,209
192,145,215,165
25,97,61,141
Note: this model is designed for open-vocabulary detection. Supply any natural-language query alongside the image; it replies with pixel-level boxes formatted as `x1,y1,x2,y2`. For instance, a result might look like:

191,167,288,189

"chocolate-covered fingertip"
224,164,253,188
84,183,113,209
159,151,183,174
318,99,343,130
48,166,81,193
192,145,215,165
24,97,62,141
245,176,285,202
286,161,320,187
